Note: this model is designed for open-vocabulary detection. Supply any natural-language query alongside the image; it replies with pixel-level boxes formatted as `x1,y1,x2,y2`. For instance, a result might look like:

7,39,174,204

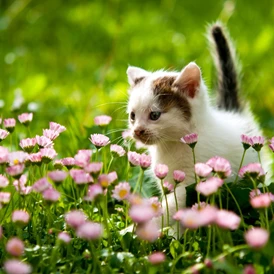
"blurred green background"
1,0,274,138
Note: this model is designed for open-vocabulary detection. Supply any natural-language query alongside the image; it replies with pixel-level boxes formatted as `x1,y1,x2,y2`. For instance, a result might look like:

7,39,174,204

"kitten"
126,23,270,226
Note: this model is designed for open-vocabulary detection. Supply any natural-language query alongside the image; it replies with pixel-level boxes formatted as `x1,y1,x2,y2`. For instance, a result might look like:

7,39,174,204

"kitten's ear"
173,62,201,98
127,66,150,86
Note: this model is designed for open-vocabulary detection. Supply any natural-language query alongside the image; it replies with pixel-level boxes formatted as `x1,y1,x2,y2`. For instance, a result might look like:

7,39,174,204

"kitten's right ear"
127,66,150,86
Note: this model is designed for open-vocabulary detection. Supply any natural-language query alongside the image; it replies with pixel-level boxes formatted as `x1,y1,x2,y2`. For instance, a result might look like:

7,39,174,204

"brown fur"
152,76,192,121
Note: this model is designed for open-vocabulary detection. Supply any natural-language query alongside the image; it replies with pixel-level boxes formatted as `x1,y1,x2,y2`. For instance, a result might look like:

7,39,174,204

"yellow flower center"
119,189,128,199
13,159,19,165
100,180,109,188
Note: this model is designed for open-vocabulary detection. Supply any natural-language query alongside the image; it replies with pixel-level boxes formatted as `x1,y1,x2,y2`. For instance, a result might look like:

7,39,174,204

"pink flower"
6,237,24,256
196,177,223,196
148,252,166,264
250,193,273,208
12,210,30,224
18,113,33,126
154,164,169,179
180,133,198,148
19,138,37,153
215,210,241,230
194,163,212,178
49,122,66,134
112,182,131,201
89,134,110,148
244,228,269,249
241,134,252,150
70,169,93,184
0,129,10,141
173,170,186,184
28,152,42,165
61,157,75,169
108,171,118,184
136,220,160,242
174,206,217,229
42,188,60,202
162,181,174,194
32,178,51,192
110,144,126,157
139,153,151,169
84,162,103,174
149,197,163,217
98,173,116,188
53,159,64,169
48,170,68,182
4,118,16,132
0,146,9,164
58,232,71,243
206,156,231,179
74,149,92,168
239,163,265,180
0,174,9,188
127,151,140,166
84,184,103,201
250,136,265,152
249,189,261,199
243,265,256,274
65,210,87,229
129,204,155,223
36,135,53,148
6,165,25,178
4,259,32,274
269,143,274,152
94,115,112,126
13,175,32,195
8,151,28,166
122,129,132,140
40,148,57,163
43,129,59,140
0,192,10,204
76,221,103,240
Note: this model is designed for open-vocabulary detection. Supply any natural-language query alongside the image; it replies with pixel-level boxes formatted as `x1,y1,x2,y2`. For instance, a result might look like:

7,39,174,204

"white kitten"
126,24,271,227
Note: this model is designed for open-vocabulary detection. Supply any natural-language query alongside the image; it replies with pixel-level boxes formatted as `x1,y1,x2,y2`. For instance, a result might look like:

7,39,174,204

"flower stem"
191,148,197,184
133,168,144,195
102,194,111,246
234,149,246,183
224,182,245,228
174,185,180,239
257,151,261,164
160,179,170,228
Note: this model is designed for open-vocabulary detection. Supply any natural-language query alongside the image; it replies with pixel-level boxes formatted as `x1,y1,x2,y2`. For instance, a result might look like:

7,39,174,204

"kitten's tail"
209,22,241,112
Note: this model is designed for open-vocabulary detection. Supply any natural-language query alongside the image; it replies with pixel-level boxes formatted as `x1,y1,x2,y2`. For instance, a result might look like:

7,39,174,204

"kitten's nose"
134,128,145,137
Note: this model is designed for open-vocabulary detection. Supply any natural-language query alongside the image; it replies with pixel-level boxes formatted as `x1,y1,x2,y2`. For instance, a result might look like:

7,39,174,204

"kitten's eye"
149,111,161,121
130,112,135,121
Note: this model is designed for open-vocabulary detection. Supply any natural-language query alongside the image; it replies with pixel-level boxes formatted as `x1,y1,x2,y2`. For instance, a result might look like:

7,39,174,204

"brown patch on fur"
152,76,192,121
153,76,176,93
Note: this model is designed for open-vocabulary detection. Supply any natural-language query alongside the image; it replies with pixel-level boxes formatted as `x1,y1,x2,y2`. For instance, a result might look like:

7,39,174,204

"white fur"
127,64,271,228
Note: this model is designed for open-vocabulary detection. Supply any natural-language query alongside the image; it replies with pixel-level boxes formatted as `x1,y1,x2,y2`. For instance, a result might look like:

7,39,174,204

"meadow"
0,0,274,273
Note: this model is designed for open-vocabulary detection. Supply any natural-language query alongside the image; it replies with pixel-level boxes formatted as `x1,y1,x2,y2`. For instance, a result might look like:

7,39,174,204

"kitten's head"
126,62,206,145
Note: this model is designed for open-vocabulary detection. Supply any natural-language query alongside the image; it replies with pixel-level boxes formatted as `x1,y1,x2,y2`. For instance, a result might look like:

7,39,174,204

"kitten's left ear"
127,66,150,86
173,62,201,98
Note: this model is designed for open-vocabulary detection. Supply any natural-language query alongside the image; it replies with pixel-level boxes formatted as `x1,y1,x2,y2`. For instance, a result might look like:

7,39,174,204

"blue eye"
149,111,161,121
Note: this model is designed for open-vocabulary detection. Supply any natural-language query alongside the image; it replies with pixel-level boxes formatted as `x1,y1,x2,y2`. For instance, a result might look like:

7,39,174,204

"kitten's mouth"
133,133,156,145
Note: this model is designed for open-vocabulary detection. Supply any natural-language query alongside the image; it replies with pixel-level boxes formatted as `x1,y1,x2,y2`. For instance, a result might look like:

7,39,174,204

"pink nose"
134,128,145,137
